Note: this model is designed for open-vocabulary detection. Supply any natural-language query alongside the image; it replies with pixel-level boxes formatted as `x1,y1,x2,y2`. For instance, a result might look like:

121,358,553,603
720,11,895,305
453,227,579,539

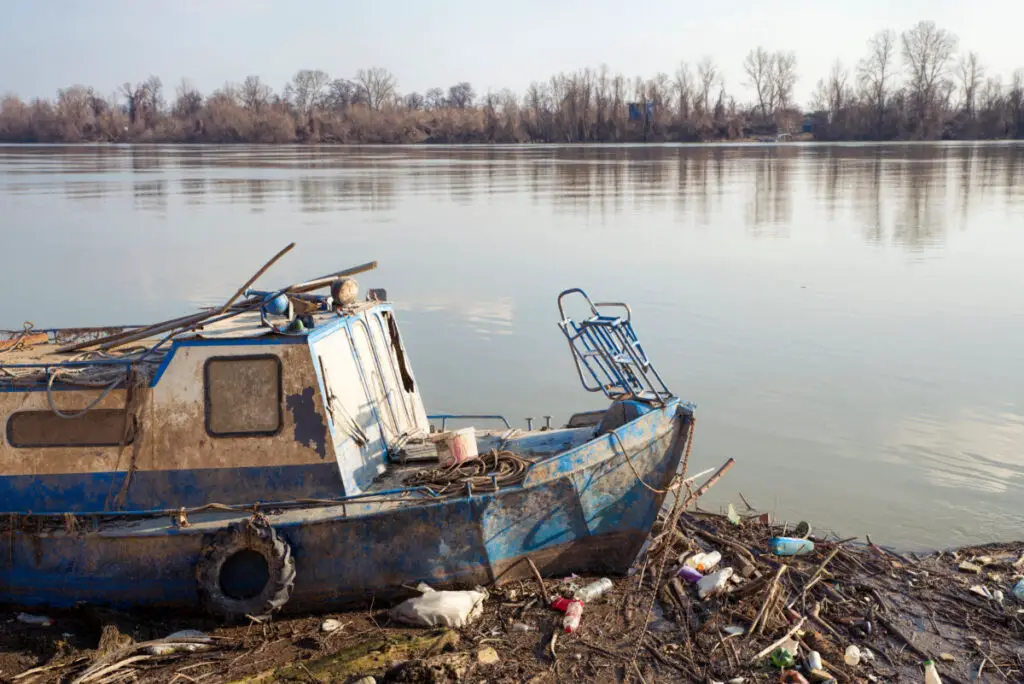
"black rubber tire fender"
195,519,295,622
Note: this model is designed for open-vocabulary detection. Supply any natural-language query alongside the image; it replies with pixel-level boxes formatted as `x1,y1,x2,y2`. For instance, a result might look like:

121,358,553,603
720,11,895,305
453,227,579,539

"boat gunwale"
6,399,691,528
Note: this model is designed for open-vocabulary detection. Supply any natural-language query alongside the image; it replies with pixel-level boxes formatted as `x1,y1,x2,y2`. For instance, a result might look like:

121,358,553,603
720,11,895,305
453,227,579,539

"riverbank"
4,500,1021,684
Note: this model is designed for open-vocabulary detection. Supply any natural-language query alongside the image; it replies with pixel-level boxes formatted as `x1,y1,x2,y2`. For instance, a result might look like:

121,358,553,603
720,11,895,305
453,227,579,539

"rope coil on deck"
402,449,531,495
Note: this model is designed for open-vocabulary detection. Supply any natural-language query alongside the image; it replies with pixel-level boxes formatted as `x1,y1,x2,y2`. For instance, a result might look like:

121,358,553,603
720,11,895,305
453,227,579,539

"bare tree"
696,57,718,114
713,77,728,121
55,86,93,139
324,79,361,111
771,51,798,111
357,67,397,110
674,61,693,120
119,81,150,125
743,47,774,118
403,92,425,110
858,29,897,130
957,51,984,118
241,75,272,112
447,82,475,109
424,88,445,109
901,20,958,126
174,79,203,119
288,69,330,115
145,76,164,114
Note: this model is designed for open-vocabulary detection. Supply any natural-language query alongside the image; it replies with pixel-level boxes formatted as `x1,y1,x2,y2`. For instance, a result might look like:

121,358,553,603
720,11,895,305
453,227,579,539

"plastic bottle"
769,537,815,556
923,659,943,684
1013,579,1024,601
697,567,734,599
563,600,584,633
677,566,703,583
551,597,572,612
684,551,722,572
574,578,613,602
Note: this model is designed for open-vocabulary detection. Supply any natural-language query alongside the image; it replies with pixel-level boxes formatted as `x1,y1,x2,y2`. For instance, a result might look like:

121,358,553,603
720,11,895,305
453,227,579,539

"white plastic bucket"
440,427,477,467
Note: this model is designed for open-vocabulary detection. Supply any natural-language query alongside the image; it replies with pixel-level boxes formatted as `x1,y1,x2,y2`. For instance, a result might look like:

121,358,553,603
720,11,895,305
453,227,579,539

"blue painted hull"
0,402,692,613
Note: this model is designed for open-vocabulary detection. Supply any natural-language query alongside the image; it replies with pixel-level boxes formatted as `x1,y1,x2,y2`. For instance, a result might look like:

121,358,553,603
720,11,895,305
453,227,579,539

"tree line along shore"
1,21,1022,145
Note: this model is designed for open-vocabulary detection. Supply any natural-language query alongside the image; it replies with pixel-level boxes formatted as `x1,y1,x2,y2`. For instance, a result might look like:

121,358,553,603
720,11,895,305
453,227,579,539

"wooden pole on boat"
57,310,220,353
217,241,295,315
59,256,377,353
285,261,378,295
91,243,299,351
61,243,295,353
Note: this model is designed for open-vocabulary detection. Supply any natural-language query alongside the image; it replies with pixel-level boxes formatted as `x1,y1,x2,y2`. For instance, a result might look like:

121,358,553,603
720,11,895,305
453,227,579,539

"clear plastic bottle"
574,578,613,602
1013,579,1024,601
923,659,943,684
563,600,584,633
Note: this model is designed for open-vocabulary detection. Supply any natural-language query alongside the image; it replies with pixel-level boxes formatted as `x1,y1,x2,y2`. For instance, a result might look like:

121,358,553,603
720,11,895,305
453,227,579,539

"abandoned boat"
0,258,695,620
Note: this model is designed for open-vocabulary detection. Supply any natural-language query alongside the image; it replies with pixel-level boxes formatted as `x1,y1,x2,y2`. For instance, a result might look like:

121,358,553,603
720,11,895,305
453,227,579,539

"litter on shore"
4,482,1023,683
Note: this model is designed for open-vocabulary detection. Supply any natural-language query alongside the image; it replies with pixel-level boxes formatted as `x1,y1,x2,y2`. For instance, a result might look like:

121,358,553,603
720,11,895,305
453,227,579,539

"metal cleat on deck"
557,288,673,404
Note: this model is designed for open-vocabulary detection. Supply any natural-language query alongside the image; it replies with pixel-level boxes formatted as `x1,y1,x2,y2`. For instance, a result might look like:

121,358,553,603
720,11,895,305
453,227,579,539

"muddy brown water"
1,143,1022,551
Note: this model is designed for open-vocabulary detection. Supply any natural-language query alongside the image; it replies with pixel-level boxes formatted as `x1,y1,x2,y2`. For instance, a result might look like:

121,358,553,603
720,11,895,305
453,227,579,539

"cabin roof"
0,301,384,389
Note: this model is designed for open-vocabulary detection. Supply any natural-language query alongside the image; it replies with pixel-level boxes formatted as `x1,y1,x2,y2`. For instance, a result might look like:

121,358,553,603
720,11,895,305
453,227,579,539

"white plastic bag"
389,584,488,628
697,567,734,599
146,630,212,655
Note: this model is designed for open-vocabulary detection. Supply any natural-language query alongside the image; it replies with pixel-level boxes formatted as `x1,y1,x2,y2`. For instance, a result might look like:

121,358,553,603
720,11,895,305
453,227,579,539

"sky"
1,0,1021,110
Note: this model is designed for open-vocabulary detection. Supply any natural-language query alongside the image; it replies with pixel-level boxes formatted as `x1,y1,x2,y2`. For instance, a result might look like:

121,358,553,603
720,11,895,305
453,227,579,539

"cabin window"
204,355,282,437
6,409,134,448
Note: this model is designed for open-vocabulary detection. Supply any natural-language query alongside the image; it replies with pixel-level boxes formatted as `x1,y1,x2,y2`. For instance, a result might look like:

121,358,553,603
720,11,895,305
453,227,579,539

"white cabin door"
313,325,386,494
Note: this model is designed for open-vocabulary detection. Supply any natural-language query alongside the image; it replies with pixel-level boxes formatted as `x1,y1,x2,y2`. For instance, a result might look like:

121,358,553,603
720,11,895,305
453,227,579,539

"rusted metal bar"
681,457,735,509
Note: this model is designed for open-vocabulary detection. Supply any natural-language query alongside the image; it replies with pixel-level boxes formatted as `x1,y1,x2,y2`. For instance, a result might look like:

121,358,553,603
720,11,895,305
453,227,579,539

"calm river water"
1,143,1022,549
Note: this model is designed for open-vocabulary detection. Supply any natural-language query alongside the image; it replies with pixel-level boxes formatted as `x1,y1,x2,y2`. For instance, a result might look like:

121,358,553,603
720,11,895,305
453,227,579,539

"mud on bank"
3,504,1023,684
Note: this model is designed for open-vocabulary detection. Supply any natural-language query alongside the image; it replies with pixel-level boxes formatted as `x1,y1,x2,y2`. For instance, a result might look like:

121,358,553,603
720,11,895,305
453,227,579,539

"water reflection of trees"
746,148,793,235
9,145,1024,250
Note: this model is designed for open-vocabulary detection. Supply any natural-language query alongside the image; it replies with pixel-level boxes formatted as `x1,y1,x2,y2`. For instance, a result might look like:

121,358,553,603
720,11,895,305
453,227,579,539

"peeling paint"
286,387,328,459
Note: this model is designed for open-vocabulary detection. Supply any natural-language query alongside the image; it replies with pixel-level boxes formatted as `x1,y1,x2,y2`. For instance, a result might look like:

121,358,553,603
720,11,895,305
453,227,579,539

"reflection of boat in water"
0,253,695,619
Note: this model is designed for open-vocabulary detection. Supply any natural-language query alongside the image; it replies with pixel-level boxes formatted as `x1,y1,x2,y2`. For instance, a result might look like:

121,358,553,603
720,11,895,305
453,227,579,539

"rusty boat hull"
0,401,692,612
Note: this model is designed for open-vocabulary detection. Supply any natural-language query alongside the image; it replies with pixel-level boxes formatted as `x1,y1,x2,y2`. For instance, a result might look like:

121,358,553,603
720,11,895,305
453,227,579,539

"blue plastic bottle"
769,537,814,556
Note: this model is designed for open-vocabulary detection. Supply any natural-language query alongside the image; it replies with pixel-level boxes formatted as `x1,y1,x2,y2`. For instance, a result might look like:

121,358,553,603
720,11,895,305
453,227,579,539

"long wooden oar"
285,261,378,295
61,244,295,354
217,242,295,315
91,258,377,352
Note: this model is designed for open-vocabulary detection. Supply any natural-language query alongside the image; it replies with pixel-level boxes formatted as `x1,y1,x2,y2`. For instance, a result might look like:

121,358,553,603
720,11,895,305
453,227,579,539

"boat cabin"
0,299,436,514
